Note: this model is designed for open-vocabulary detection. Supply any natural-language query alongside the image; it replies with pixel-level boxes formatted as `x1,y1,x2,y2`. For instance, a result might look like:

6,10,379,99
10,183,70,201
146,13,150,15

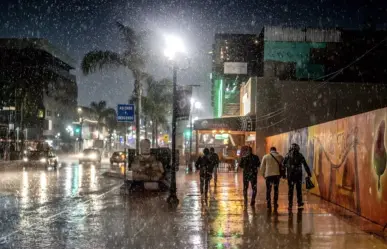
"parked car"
23,150,59,169
79,148,101,164
110,151,126,165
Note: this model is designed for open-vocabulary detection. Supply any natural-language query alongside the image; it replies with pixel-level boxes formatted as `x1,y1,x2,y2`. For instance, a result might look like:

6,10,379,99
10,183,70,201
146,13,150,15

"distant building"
260,26,387,82
211,27,387,119
211,34,262,118
0,38,77,143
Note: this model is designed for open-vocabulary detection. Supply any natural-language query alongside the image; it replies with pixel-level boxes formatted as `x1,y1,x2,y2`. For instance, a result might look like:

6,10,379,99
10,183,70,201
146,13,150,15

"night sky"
0,0,386,118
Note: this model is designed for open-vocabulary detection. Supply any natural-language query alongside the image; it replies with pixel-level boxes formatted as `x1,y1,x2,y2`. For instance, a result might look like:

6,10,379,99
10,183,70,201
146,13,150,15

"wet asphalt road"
1,156,387,249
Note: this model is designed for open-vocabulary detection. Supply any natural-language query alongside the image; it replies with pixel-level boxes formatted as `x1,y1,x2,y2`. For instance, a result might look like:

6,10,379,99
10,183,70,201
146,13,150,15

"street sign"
2,106,15,111
117,104,135,122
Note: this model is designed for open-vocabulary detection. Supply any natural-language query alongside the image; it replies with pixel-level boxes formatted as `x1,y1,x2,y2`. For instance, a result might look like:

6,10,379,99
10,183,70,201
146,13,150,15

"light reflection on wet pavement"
0,157,386,248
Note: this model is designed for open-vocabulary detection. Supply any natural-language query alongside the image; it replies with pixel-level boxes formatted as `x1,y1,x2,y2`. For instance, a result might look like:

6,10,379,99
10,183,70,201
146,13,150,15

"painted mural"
266,107,387,226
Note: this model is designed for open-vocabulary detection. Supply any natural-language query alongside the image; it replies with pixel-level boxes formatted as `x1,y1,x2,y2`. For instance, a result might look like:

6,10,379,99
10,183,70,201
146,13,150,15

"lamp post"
164,34,185,206
189,99,201,171
77,107,83,152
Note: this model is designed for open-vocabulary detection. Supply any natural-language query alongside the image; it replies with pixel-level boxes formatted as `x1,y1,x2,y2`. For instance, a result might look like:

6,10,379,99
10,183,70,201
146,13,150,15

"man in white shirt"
261,147,284,211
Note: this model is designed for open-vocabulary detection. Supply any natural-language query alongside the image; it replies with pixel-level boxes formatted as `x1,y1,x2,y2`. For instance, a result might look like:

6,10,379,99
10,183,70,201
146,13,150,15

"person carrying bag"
260,147,284,210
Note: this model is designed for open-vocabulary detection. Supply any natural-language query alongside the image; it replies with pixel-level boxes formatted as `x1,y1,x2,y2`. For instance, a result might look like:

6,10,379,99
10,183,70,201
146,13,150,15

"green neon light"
218,79,223,117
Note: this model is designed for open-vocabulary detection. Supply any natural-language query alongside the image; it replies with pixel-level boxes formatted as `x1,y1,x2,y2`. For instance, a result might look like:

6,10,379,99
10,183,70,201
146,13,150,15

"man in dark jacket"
283,143,312,210
209,147,220,186
239,146,261,206
195,148,214,199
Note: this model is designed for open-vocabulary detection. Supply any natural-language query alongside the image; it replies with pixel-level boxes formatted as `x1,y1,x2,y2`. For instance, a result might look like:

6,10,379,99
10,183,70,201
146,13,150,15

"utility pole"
188,84,201,171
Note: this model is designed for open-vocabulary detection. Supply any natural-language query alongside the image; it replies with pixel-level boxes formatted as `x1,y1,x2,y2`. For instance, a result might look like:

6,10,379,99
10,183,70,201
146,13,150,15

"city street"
0,157,386,249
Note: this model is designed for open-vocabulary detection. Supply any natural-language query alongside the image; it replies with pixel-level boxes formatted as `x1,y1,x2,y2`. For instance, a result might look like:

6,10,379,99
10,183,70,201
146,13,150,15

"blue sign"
117,104,135,122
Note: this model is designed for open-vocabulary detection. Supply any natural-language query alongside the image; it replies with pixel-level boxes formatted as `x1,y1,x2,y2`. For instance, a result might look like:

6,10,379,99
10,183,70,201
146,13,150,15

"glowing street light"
164,34,185,206
163,35,186,60
194,101,202,109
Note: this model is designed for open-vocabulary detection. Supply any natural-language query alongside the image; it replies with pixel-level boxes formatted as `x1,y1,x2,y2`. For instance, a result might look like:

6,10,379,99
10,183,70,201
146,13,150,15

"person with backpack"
260,147,284,211
283,143,312,210
239,146,261,206
209,147,220,186
195,148,214,200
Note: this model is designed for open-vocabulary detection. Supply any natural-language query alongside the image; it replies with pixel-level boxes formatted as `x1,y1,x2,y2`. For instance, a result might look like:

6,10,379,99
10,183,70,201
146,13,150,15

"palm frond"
81,50,123,75
116,22,137,47
122,52,145,70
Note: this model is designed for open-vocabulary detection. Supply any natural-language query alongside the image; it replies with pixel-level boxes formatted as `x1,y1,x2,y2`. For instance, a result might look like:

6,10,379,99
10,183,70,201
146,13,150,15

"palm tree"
142,78,172,147
81,22,148,154
89,101,116,140
104,109,118,151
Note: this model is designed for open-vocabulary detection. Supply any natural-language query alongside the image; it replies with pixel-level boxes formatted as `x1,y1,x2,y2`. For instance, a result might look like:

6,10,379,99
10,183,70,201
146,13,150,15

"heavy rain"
1,0,387,248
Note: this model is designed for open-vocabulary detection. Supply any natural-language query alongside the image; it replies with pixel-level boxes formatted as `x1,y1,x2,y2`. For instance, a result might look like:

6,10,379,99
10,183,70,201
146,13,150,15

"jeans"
200,175,211,198
213,166,218,184
243,174,257,203
265,175,280,206
288,178,303,206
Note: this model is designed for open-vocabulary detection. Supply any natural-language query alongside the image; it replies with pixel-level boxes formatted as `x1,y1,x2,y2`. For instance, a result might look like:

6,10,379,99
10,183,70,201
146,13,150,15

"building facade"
0,38,77,144
260,26,387,82
211,34,262,118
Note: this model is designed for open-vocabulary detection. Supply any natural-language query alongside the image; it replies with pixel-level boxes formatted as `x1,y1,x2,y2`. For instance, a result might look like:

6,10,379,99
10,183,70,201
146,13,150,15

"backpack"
287,152,303,178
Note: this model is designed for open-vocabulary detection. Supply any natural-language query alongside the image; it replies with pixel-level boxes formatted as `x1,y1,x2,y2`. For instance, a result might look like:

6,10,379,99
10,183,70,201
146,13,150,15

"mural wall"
266,107,387,226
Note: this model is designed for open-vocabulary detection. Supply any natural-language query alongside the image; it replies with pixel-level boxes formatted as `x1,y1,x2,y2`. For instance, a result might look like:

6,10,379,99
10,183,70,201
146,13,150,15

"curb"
102,171,125,179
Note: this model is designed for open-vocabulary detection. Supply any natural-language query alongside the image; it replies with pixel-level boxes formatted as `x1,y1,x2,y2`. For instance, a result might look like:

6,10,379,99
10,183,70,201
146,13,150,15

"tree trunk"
155,120,158,147
134,76,141,154
151,122,156,147
20,93,25,154
144,117,148,139
109,130,113,152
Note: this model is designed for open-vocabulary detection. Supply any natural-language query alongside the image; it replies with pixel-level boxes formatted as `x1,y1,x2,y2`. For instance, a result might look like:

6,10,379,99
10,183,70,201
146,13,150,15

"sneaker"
298,203,304,209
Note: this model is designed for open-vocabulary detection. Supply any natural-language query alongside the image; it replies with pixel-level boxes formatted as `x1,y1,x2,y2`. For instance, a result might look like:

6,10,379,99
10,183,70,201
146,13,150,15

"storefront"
193,115,256,160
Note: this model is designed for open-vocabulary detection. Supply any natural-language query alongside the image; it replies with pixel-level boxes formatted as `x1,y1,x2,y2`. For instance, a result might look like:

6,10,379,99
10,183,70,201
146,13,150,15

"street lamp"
77,107,83,152
164,34,185,206
188,99,201,170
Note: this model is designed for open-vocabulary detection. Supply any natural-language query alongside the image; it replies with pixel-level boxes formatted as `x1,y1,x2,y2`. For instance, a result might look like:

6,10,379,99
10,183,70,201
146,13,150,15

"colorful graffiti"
266,107,387,226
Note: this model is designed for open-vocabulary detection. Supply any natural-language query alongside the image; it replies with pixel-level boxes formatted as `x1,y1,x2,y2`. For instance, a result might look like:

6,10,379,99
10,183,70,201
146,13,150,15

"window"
46,110,52,117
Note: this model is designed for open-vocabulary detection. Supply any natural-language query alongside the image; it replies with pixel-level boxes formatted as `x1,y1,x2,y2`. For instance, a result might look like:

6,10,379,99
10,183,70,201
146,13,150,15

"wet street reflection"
0,157,387,248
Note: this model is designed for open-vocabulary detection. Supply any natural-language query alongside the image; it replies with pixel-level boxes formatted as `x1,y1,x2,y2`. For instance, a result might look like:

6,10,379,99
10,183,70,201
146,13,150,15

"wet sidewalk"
154,170,387,249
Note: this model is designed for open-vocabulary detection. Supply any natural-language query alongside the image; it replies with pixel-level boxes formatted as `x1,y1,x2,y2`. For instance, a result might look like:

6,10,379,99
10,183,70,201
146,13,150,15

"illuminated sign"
215,134,229,139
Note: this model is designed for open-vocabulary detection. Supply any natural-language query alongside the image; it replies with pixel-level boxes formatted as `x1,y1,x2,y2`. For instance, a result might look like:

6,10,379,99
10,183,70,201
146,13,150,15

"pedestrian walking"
260,147,284,210
195,148,214,199
239,146,260,206
209,147,219,186
283,143,312,210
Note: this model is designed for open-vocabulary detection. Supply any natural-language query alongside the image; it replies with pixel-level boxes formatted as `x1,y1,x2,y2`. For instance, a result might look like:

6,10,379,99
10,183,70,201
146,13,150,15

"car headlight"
89,154,97,159
40,158,47,163
23,157,28,162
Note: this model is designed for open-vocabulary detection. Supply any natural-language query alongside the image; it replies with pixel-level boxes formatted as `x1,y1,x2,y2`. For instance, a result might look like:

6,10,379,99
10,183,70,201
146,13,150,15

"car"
79,149,101,164
23,150,59,169
110,151,126,165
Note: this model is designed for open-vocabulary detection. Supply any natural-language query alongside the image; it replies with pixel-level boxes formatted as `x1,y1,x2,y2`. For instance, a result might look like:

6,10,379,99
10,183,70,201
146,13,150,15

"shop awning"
194,115,256,132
